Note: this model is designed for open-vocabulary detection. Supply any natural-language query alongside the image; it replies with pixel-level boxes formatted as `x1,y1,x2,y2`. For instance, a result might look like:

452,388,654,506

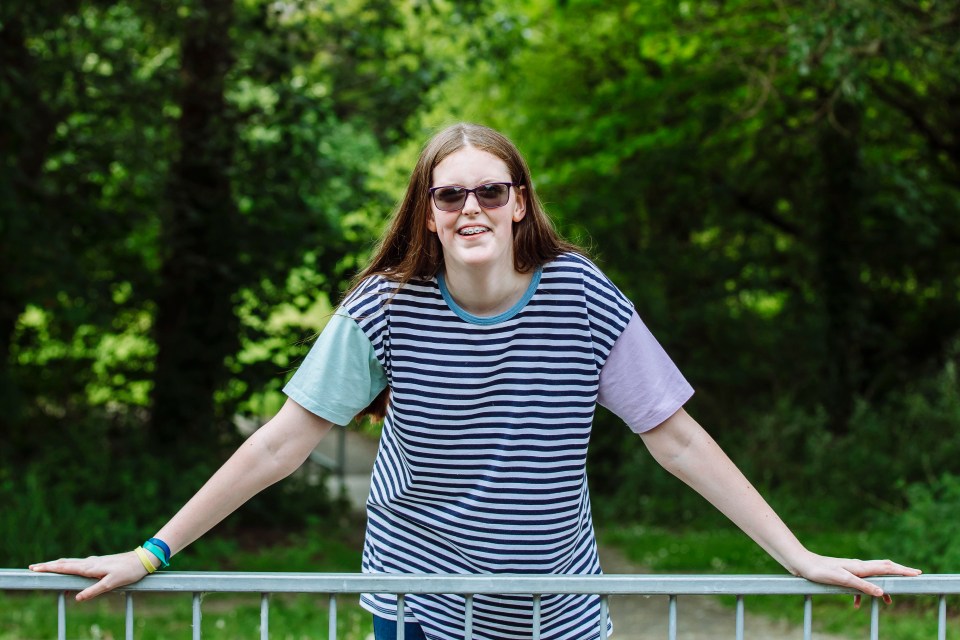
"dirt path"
598,545,848,640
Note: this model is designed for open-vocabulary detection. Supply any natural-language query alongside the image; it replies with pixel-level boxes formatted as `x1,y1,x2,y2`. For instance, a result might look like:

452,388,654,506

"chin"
451,248,506,268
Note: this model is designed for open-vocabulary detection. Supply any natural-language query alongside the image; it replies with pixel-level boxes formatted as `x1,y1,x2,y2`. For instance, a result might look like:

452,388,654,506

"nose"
461,191,481,214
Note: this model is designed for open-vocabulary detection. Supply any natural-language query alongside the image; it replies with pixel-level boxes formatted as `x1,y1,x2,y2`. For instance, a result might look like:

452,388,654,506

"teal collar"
437,268,542,325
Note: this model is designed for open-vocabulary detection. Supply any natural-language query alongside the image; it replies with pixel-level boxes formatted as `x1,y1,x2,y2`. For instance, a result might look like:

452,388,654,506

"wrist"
133,547,160,574
782,547,817,577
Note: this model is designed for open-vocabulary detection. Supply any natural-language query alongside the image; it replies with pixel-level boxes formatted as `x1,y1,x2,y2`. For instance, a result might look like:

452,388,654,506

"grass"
0,518,375,640
599,523,957,639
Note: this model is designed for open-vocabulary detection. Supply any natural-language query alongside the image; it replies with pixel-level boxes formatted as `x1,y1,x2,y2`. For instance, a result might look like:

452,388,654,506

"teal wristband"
147,537,172,562
142,540,170,568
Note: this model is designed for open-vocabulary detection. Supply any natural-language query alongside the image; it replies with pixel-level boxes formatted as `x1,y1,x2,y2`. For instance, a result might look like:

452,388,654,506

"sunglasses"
429,182,517,212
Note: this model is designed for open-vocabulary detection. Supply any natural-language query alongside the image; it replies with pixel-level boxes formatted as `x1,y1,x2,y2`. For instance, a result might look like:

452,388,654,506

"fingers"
852,558,922,578
76,578,116,602
844,573,886,599
29,553,149,602
800,554,921,604
843,558,920,607
853,592,892,609
29,558,98,577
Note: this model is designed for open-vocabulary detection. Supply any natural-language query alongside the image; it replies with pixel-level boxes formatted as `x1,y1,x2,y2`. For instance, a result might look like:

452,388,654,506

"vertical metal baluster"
260,593,269,640
938,595,946,640
599,595,609,640
396,594,405,640
57,591,66,640
464,595,473,640
803,595,812,640
329,594,337,640
735,596,744,640
532,594,541,640
125,592,134,640
870,597,879,640
192,592,202,640
668,595,677,640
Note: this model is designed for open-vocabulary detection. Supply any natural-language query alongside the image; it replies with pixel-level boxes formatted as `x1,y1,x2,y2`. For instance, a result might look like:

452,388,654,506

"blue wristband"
147,537,172,562
142,540,170,568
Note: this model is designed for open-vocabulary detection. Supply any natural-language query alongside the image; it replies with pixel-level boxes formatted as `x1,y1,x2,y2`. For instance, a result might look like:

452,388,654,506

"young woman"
31,123,920,640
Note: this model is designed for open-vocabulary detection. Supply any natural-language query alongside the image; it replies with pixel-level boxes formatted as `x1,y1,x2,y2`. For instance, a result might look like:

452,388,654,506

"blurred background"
1,0,958,591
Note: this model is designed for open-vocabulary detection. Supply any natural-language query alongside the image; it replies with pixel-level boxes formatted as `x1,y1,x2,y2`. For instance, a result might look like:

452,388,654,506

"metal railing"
2,570,957,640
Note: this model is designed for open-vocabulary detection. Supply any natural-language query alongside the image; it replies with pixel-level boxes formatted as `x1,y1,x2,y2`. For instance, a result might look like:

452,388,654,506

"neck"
442,258,532,317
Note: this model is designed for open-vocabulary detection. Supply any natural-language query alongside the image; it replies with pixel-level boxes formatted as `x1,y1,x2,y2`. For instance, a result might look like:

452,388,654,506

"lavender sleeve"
598,311,694,433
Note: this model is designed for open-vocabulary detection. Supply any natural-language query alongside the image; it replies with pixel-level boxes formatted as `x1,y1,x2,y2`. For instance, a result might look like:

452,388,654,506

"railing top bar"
2,570,959,595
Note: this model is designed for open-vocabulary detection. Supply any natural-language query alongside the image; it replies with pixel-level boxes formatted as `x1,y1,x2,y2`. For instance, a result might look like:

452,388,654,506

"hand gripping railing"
2,570,957,640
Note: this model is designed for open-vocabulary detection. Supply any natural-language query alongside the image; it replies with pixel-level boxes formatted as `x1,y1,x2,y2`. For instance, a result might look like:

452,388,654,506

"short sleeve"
598,311,694,433
283,310,388,426
570,255,635,368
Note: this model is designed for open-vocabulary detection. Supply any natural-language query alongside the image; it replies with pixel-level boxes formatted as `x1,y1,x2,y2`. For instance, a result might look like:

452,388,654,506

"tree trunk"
150,0,240,465
816,100,863,435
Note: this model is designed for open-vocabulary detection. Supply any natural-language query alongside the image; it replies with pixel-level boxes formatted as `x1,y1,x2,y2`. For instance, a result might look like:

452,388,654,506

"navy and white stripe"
345,254,634,640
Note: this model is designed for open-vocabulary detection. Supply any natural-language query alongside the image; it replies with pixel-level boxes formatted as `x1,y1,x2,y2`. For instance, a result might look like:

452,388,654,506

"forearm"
641,409,810,575
154,399,333,558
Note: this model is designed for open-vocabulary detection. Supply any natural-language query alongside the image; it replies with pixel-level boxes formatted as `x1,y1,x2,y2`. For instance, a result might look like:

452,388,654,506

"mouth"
457,225,491,236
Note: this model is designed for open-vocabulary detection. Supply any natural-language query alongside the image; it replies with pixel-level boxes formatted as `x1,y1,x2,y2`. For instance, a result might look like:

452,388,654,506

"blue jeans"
373,614,428,640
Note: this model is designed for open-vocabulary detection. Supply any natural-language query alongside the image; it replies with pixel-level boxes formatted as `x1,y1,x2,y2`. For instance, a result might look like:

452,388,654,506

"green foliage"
601,524,876,574
883,474,960,574
590,355,960,528
0,406,337,567
428,0,960,436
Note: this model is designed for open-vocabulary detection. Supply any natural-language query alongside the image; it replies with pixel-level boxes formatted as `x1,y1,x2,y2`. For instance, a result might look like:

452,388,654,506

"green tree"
0,0,500,485
416,0,960,521
430,0,960,431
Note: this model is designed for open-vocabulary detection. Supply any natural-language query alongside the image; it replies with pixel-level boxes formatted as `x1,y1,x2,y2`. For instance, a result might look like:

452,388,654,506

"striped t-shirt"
284,253,693,640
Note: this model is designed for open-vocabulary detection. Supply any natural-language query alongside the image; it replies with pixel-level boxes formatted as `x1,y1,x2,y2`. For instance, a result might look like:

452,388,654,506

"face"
427,146,526,272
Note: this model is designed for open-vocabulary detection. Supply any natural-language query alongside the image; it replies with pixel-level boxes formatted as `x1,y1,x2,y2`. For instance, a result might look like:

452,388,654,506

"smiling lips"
458,225,491,236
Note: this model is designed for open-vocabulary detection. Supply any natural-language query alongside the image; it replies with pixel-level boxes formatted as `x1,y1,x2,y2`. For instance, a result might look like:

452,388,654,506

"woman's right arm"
29,398,334,601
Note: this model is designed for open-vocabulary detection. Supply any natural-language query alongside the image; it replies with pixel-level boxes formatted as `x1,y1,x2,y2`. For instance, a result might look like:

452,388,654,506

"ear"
512,185,527,223
426,212,437,233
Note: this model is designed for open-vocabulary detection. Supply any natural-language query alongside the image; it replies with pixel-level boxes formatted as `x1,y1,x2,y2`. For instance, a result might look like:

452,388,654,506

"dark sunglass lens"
434,187,466,210
476,183,509,207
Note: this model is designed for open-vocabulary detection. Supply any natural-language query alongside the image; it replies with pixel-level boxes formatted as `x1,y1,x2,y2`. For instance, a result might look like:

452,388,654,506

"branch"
867,77,959,166
711,173,804,239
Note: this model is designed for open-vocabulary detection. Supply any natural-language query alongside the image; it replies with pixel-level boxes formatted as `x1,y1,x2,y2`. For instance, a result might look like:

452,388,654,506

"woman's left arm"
639,407,921,599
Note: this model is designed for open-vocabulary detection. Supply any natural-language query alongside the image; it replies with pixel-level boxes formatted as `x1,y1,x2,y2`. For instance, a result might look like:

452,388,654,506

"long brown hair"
350,123,581,420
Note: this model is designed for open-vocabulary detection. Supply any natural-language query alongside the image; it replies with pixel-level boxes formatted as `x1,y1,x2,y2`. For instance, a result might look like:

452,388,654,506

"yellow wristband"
134,547,157,574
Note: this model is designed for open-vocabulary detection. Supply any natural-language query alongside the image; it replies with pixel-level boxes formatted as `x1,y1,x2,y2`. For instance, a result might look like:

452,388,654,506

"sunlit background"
1,1,958,637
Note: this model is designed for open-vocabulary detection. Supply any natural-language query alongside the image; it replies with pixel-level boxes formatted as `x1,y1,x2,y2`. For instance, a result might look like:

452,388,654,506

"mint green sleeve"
282,311,388,426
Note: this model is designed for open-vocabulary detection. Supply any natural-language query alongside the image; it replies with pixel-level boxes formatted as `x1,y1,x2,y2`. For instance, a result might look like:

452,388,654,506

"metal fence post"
192,592,202,640
57,591,66,640
735,595,744,640
329,594,337,640
125,592,134,640
260,593,269,640
532,594,541,640
668,595,677,640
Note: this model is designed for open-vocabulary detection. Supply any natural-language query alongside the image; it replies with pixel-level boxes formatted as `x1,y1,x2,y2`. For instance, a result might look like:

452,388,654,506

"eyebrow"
431,178,511,187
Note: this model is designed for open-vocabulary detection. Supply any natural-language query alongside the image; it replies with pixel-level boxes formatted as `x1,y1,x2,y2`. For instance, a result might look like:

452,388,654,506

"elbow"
641,410,700,475
246,430,304,484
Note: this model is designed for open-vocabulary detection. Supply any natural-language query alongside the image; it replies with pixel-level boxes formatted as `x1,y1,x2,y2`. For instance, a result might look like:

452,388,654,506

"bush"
0,408,338,567
589,358,960,529
882,473,960,573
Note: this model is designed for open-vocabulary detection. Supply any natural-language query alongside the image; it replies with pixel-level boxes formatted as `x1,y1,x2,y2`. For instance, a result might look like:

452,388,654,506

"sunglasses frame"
428,182,518,212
